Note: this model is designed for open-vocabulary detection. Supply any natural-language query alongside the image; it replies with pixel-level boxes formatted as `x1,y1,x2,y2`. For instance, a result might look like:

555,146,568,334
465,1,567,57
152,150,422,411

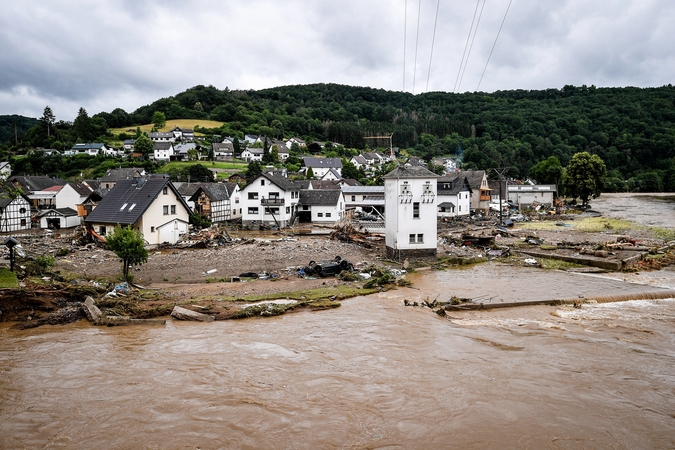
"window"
265,207,279,215
417,234,424,243
459,205,461,212
248,192,259,200
128,203,136,211
286,207,290,214
326,212,331,217
100,226,106,235
163,205,169,215
120,203,128,211
150,226,155,232
21,219,26,227
19,207,26,214
261,179,265,186
413,202,420,218
239,208,242,214
317,212,323,217
409,234,415,244
248,207,259,214
235,198,239,204
163,187,168,195
351,195,356,201
170,205,176,215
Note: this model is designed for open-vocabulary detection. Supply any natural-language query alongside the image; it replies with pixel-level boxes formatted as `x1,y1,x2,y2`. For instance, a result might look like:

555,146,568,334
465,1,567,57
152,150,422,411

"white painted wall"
385,177,437,251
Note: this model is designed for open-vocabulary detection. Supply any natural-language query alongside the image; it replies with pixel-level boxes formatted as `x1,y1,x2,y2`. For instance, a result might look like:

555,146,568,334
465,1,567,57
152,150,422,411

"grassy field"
516,217,675,240
0,267,18,288
110,119,225,136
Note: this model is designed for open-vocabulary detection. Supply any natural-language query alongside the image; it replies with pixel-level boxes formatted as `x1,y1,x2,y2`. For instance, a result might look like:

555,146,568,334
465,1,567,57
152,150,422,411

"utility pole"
492,167,509,225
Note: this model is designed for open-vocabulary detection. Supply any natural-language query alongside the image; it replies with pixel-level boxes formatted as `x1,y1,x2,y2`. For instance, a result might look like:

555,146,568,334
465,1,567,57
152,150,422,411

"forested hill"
0,115,39,145
6,83,675,190
125,83,675,186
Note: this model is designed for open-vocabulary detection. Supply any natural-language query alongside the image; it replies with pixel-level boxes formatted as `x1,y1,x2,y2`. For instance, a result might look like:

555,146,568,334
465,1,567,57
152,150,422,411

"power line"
412,0,422,94
453,0,481,93
457,0,486,93
477,0,514,91
403,0,407,91
425,0,442,92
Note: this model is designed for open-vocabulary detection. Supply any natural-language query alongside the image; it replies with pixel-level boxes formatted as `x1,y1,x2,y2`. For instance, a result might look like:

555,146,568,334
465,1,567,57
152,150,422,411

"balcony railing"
261,198,285,205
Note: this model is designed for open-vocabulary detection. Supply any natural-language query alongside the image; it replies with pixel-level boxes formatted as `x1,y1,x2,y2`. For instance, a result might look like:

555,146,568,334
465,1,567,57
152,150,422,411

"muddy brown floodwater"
2,267,675,449
1,193,675,449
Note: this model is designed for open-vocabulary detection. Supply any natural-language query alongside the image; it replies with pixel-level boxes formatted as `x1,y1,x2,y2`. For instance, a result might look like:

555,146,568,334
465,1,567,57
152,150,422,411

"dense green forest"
3,83,675,191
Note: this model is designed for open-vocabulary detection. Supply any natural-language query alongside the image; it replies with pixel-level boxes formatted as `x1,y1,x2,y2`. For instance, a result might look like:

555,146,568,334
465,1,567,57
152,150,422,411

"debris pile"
330,223,384,249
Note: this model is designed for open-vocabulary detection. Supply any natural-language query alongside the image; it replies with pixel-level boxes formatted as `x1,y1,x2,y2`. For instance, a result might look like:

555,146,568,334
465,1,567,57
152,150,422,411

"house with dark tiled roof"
320,168,342,181
456,170,490,213
183,182,241,222
0,184,31,232
212,142,234,160
285,137,306,149
77,188,110,218
297,189,345,224
302,157,342,179
100,167,147,189
148,132,175,142
240,147,263,162
153,142,174,161
437,174,472,217
240,173,301,228
85,178,191,246
8,175,65,193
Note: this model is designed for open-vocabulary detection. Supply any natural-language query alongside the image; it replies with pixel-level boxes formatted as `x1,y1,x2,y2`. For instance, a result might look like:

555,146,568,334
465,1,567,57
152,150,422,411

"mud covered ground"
1,202,674,327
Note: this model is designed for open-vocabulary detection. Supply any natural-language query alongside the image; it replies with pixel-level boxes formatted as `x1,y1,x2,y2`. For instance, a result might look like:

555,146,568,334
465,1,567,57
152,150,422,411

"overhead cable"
425,0,442,92
412,0,422,94
453,0,481,93
477,0,514,91
457,0,486,92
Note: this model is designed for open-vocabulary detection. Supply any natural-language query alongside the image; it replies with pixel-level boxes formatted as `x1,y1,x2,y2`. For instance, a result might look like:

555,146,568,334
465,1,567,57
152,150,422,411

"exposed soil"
1,212,674,328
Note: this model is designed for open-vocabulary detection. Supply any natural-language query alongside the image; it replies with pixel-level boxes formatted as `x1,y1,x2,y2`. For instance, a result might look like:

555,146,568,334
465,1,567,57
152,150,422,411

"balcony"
261,198,285,205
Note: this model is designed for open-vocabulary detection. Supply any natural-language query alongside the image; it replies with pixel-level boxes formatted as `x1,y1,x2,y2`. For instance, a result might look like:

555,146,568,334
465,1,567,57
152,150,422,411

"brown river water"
1,194,675,449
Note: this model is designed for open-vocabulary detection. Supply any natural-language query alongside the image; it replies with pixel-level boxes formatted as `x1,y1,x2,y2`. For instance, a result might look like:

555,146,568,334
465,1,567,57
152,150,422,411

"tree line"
2,83,675,191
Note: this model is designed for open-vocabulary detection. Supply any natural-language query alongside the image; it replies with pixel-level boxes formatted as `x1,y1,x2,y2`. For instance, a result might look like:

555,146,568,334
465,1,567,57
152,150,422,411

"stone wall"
385,246,437,262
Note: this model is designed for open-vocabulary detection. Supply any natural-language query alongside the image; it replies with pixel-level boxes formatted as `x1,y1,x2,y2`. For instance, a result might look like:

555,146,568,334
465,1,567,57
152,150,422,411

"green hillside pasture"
159,161,248,177
110,119,225,136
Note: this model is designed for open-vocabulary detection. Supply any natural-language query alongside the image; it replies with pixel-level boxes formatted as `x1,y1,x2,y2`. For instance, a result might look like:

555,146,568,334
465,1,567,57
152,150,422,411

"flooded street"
2,281,675,449
591,193,675,228
1,192,675,449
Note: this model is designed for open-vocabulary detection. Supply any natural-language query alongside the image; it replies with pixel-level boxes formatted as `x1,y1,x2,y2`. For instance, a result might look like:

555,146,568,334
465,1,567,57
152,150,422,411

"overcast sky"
1,0,673,121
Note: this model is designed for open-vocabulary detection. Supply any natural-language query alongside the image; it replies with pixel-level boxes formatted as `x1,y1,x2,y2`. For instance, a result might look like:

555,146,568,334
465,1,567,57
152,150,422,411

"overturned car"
302,256,354,277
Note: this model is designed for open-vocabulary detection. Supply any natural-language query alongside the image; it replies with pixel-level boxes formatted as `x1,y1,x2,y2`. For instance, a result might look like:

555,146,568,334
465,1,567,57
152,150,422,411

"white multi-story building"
384,165,439,261
437,174,472,217
240,173,300,228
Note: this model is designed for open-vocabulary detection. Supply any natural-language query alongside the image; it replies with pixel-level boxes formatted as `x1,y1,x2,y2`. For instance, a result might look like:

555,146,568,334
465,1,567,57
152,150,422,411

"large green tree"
106,225,148,282
40,106,55,138
152,111,166,130
563,152,607,206
529,155,564,190
73,107,91,141
134,134,153,157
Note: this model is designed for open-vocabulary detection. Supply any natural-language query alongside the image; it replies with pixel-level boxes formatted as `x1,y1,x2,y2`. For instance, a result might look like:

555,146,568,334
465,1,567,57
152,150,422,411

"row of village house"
0,158,556,247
